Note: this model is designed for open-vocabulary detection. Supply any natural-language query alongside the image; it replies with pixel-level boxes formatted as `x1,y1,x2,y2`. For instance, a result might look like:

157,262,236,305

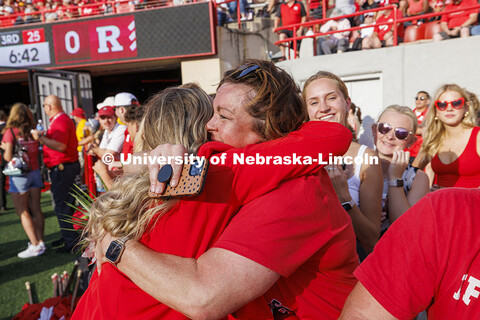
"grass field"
0,191,80,320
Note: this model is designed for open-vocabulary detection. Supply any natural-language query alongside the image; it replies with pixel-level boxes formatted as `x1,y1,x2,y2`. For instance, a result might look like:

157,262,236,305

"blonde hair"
84,87,213,243
421,84,477,159
377,105,419,136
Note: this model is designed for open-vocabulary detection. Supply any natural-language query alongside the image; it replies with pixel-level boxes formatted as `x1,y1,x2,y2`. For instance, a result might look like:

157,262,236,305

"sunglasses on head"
434,97,465,111
415,96,427,101
376,122,412,140
236,64,259,79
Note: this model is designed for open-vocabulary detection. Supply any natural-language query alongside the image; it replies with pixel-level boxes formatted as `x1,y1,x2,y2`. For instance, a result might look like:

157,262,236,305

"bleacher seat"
404,24,426,42
424,21,441,39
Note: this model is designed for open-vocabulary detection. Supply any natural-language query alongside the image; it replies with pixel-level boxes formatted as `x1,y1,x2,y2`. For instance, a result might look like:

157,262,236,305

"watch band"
388,179,404,187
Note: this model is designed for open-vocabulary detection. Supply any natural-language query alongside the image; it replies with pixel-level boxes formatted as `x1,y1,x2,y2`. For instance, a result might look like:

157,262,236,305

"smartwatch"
388,179,404,187
341,199,355,211
105,236,130,265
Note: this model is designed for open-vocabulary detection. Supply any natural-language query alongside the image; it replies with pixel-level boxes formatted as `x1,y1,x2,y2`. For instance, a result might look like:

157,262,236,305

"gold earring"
464,111,469,117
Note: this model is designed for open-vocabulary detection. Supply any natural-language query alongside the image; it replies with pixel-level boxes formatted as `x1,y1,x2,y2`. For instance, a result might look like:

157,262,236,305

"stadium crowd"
2,58,480,319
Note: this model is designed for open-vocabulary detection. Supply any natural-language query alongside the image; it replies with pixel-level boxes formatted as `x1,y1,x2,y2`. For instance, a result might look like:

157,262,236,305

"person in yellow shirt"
70,107,88,168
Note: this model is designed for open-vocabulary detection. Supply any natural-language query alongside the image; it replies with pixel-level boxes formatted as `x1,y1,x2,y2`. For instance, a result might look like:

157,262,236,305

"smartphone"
152,159,209,198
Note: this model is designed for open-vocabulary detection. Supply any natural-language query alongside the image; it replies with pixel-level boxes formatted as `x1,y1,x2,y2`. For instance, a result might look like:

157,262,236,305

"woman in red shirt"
414,83,480,188
73,66,352,319
1,103,45,258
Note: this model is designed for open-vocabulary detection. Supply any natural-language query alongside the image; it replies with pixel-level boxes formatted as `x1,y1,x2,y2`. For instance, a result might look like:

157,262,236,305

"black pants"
50,161,81,248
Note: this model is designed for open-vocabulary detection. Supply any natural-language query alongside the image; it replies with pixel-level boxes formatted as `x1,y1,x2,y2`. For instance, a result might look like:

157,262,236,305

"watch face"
105,241,123,263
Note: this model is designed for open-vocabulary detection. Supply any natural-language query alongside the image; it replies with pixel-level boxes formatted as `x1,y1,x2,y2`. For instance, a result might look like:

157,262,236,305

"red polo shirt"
121,129,134,155
43,112,79,168
276,0,306,30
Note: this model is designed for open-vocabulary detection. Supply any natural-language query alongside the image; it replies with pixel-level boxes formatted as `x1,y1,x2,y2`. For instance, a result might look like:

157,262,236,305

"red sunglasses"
376,122,412,140
434,97,465,111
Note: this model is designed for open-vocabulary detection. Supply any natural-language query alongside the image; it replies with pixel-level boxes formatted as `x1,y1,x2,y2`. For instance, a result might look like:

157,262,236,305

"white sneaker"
18,243,45,258
38,241,46,251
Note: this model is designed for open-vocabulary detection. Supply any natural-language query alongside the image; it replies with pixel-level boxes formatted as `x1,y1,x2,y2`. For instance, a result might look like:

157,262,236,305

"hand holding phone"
149,159,208,198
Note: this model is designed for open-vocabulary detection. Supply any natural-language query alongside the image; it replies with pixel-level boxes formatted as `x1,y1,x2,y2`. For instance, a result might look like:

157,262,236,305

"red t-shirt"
221,173,359,320
2,128,40,171
355,188,480,320
405,107,428,157
441,0,478,29
431,127,480,188
121,128,134,155
72,121,353,320
276,0,307,30
43,112,79,168
374,9,404,40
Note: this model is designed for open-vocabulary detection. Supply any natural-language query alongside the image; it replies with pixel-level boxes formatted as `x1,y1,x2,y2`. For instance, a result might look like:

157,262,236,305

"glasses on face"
377,122,412,140
415,96,427,101
434,97,465,111
236,64,259,79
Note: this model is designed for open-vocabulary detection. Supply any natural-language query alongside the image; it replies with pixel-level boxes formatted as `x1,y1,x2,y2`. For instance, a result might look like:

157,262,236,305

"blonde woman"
414,84,480,189
302,71,383,257
373,105,430,232
1,103,45,258
73,83,352,319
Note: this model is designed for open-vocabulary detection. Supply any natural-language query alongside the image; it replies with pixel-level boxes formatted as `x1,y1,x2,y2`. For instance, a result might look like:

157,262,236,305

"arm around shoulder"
113,241,280,320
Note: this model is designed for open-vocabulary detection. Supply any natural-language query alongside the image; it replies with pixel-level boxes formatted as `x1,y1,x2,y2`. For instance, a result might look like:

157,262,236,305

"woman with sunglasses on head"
413,84,479,189
75,62,357,320
373,106,430,233
303,71,383,258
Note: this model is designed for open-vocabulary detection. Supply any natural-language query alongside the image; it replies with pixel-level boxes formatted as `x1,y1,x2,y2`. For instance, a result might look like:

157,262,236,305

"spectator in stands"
31,95,79,254
273,0,307,59
466,90,480,126
94,104,145,189
351,12,376,50
1,5,16,27
44,2,58,21
433,0,478,41
1,103,45,258
361,0,379,15
302,71,383,259
348,102,362,139
339,188,480,320
89,60,358,319
89,105,126,161
372,105,429,234
413,84,479,188
318,8,351,54
405,0,429,18
405,90,430,162
336,0,357,15
310,0,323,19
227,0,249,20
0,110,7,212
113,92,139,155
362,4,404,49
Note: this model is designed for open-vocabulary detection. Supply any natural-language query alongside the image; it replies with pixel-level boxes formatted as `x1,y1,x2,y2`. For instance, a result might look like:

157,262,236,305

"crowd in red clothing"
0,0,162,27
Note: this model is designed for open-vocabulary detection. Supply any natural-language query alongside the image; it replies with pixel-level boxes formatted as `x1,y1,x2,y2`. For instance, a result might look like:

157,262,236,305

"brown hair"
219,59,306,141
124,104,145,124
5,103,34,139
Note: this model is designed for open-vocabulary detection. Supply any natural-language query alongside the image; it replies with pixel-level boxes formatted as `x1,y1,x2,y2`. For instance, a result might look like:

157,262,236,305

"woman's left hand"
326,164,352,203
388,150,410,181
